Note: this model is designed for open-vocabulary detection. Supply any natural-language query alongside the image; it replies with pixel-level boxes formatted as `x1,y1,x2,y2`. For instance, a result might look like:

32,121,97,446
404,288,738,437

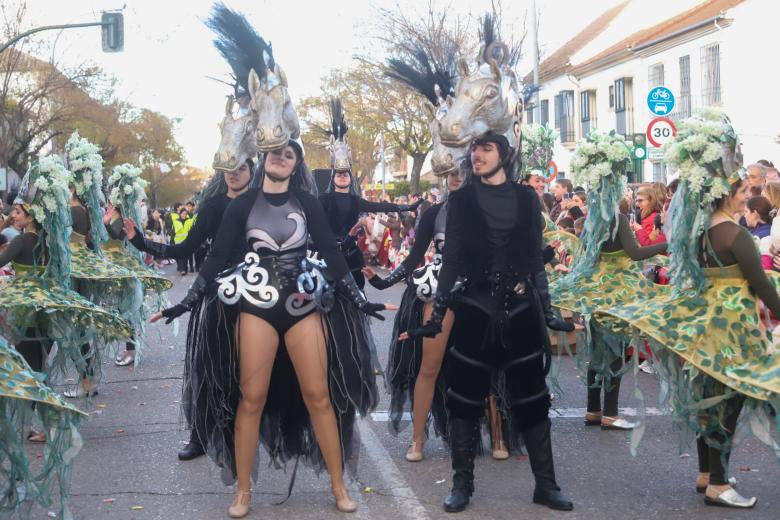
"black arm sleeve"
357,198,403,213
133,204,216,259
296,192,349,280
617,214,667,260
400,204,439,271
731,228,780,317
299,192,350,280
195,192,253,283
0,234,24,267
434,195,463,298
528,189,545,274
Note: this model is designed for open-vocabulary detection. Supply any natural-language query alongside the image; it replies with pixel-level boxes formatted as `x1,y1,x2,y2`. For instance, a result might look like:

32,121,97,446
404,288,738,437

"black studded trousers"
445,285,551,432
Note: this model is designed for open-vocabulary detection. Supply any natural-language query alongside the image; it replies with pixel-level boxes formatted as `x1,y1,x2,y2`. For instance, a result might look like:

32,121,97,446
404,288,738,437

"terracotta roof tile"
523,1,630,85
572,0,745,73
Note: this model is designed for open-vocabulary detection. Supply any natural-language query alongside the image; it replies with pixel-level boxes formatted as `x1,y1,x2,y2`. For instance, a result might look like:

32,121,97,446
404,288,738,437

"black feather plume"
329,98,348,140
479,12,521,66
206,2,274,93
386,44,456,105
480,13,496,52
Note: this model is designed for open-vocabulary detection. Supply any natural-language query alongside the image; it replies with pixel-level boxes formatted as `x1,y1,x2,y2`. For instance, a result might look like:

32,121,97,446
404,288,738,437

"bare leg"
231,314,279,517
488,395,509,459
284,312,356,512
408,305,453,460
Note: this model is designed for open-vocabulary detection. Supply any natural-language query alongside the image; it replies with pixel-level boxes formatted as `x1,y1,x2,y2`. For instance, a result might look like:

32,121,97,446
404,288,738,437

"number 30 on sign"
646,116,677,148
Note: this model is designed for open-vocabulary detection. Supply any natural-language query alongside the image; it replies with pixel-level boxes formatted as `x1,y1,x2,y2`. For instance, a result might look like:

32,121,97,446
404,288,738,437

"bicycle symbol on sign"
647,87,675,116
651,88,670,100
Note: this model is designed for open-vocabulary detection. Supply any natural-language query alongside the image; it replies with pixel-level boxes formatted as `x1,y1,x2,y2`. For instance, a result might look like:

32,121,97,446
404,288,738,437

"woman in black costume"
363,168,461,461
318,98,420,289
158,140,388,517
125,160,254,461
407,132,575,513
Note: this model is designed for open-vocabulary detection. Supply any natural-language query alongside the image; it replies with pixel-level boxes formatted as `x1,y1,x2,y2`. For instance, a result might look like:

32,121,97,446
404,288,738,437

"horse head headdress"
387,44,462,177
207,3,300,172
438,15,523,168
328,98,351,173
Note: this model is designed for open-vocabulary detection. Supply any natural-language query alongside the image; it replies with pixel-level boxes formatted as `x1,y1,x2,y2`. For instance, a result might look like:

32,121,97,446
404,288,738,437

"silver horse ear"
276,65,288,88
224,95,234,116
248,69,261,105
423,101,436,120
477,45,486,64
458,57,470,79
488,58,501,82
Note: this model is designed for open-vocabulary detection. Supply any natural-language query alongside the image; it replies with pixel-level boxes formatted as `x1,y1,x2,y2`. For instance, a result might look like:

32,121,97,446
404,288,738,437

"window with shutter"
648,63,664,88
677,55,691,119
701,43,721,106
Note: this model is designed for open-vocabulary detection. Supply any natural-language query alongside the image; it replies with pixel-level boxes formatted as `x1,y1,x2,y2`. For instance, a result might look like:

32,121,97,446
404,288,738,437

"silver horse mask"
213,94,258,172
247,61,300,153
438,41,523,157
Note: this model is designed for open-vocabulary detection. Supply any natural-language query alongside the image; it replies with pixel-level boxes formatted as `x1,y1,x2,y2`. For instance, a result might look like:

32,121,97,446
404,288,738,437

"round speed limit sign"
646,116,677,148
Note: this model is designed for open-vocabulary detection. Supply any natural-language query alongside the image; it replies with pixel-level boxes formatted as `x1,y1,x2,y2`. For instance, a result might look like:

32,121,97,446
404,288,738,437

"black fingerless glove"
532,270,574,332
405,293,448,338
161,275,207,324
542,245,556,265
142,237,171,258
368,264,408,290
397,199,423,213
338,273,386,320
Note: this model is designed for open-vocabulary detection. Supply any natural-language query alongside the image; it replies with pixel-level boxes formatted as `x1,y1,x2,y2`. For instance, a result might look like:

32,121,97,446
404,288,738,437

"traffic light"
101,12,124,52
631,133,647,161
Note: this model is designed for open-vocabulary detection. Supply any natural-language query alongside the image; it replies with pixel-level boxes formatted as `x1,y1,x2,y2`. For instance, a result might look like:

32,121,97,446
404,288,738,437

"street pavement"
28,265,780,519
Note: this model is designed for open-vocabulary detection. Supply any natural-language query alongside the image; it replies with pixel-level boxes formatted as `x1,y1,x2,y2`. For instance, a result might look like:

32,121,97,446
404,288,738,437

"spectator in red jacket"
631,185,667,246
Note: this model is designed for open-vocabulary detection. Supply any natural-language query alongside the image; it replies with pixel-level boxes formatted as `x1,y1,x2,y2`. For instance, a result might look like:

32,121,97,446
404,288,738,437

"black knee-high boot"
521,418,573,511
443,417,480,513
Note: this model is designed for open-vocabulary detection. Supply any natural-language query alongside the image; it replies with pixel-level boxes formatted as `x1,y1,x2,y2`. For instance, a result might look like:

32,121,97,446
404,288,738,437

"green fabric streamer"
0,336,85,519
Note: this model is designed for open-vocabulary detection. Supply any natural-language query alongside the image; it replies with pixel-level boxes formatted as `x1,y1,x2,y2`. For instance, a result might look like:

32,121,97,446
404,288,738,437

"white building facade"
526,0,778,184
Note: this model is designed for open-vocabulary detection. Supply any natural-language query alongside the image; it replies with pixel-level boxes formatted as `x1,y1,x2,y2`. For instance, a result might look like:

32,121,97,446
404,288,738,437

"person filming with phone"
550,178,573,222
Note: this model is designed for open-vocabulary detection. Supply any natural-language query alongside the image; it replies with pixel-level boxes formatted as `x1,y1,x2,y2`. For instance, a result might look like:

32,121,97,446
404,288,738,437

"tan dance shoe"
333,486,357,513
406,440,424,462
227,490,251,518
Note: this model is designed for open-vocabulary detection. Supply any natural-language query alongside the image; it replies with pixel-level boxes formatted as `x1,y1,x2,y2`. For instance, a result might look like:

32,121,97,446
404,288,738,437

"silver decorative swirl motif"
411,254,442,302
285,292,316,316
247,213,307,253
297,257,335,312
216,252,279,308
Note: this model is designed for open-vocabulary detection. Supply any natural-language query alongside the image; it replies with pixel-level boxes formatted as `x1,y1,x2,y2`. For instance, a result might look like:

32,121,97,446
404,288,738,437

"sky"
19,0,627,169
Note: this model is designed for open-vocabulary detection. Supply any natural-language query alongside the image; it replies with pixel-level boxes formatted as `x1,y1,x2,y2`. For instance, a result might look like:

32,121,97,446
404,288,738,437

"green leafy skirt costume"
594,266,780,446
0,264,132,376
103,239,173,293
0,336,86,520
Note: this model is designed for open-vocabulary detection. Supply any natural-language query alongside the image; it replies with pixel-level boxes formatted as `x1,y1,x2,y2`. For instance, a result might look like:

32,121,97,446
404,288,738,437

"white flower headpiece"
663,108,742,206
521,124,558,178
23,156,72,224
107,163,147,208
66,131,104,197
570,130,631,189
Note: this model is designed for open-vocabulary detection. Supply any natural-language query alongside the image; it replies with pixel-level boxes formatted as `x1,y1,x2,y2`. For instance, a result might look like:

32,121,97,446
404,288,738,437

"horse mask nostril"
273,125,283,137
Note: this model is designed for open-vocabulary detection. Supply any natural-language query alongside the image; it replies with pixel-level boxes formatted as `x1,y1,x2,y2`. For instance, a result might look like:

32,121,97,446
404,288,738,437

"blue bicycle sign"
647,86,675,116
